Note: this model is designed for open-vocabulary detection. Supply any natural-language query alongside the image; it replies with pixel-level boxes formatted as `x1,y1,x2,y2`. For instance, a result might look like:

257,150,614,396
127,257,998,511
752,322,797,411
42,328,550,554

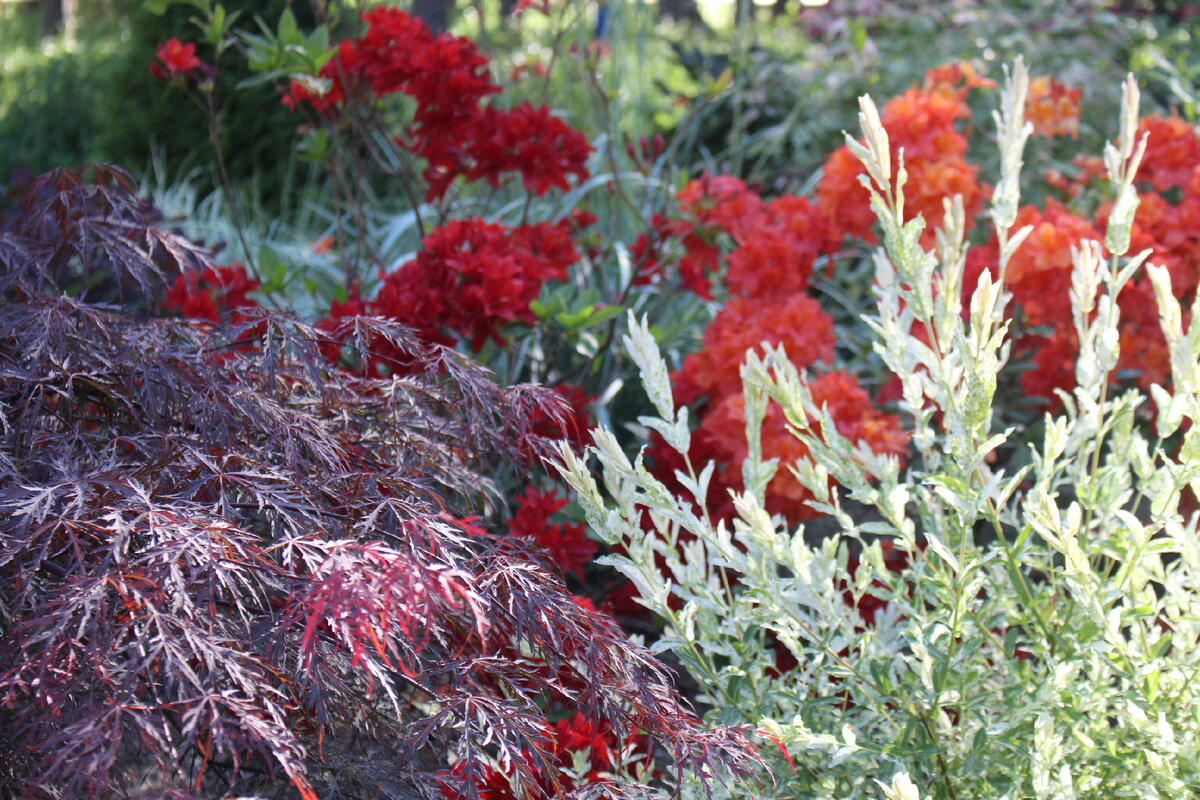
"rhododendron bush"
557,61,1200,799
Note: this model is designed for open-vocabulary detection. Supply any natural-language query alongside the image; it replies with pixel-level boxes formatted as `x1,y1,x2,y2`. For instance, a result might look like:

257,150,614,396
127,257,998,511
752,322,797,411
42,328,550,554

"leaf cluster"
0,166,760,799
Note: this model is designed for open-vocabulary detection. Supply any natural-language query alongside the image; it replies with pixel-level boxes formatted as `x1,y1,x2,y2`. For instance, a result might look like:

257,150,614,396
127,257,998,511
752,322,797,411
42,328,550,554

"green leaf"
298,128,328,163
308,25,330,55
849,18,868,53
278,7,301,45
257,244,288,292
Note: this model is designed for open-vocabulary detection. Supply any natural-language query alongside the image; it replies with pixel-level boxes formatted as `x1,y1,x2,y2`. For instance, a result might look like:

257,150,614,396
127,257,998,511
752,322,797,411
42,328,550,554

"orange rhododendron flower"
698,373,909,521
922,60,996,101
1135,113,1200,192
674,294,837,405
725,195,838,298
964,199,1099,328
1025,76,1081,139
818,84,983,248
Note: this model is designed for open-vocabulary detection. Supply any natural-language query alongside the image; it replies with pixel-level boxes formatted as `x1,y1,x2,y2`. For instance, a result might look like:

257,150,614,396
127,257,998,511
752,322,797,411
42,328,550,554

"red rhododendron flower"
677,174,766,244
150,39,203,80
282,8,591,203
373,218,578,352
438,761,523,800
1017,326,1077,410
508,486,597,580
626,215,718,298
628,213,673,288
467,104,593,195
314,219,578,374
162,263,259,323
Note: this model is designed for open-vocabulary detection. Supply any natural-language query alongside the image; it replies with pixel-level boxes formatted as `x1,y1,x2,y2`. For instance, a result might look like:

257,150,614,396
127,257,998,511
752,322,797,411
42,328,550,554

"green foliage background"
0,0,304,204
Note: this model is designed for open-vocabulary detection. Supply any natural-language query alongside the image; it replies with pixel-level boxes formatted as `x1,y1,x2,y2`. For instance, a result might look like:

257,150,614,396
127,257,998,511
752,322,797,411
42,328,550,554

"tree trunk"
61,0,76,43
411,0,451,33
736,0,754,26
658,0,703,23
38,0,61,38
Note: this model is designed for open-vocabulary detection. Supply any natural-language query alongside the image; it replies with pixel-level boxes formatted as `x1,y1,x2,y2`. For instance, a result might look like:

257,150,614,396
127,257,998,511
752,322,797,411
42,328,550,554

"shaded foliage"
0,165,762,799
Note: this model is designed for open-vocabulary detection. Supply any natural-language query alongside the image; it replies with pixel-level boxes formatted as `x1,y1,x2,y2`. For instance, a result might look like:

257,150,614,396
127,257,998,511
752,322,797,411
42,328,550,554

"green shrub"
556,60,1200,798
0,1,302,205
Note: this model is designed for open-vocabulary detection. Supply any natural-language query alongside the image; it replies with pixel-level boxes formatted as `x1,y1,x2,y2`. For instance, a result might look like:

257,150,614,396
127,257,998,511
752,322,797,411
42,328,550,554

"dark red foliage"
524,384,594,455
0,163,209,305
0,167,763,800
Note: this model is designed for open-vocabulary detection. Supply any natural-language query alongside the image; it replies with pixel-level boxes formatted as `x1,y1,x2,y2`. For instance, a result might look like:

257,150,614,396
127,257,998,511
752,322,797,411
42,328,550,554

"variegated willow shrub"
556,61,1200,799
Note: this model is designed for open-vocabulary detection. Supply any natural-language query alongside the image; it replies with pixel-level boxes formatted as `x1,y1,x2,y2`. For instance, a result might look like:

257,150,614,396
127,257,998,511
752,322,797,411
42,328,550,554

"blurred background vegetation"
2,0,1197,199
2,0,1198,266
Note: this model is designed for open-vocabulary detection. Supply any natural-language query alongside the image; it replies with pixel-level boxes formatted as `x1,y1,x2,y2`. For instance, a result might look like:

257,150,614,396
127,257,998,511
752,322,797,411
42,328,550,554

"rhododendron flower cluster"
508,486,597,581
673,294,837,405
375,218,578,351
966,199,1100,329
440,713,649,800
318,218,578,373
694,373,909,519
1025,76,1082,138
1132,113,1200,192
644,174,907,522
819,65,987,247
642,175,841,299
162,263,260,323
284,7,591,201
923,60,996,98
965,105,1200,405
